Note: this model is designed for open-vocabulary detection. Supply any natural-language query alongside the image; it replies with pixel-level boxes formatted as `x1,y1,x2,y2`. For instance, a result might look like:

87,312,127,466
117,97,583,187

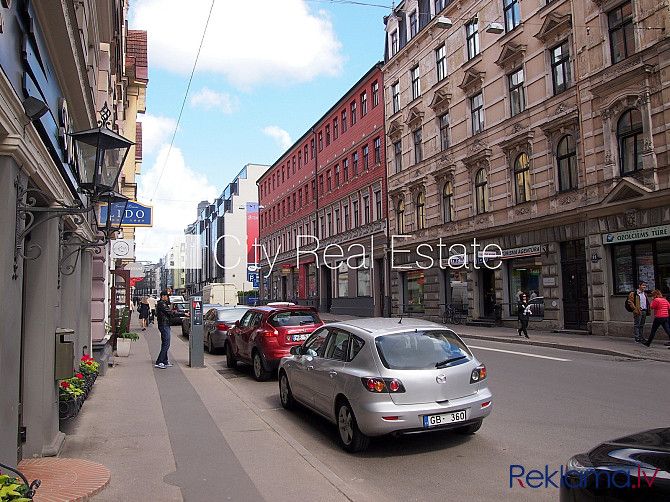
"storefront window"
509,258,541,314
357,258,371,297
337,262,349,297
292,267,299,300
307,263,317,298
271,273,280,301
450,270,467,312
406,270,425,312
612,240,670,294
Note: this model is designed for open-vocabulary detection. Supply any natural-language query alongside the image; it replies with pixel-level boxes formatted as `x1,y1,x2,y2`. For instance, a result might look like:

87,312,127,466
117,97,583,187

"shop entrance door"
561,240,589,330
482,268,496,317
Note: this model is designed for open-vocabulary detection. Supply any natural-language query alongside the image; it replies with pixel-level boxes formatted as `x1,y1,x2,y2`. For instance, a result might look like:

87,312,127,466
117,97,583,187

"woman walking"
139,297,150,331
517,293,531,339
644,289,670,347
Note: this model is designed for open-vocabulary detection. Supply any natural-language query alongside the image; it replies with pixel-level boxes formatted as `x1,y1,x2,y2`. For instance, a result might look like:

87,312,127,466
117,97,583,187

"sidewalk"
18,312,670,502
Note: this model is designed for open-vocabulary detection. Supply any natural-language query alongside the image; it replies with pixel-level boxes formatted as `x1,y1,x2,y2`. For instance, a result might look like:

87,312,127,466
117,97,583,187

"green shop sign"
602,224,670,244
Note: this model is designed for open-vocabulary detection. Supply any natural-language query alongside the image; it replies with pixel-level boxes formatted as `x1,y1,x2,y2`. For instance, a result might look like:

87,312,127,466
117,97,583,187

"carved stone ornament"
515,207,530,215
468,139,488,154
495,42,527,68
625,209,637,227
459,68,485,93
605,151,613,164
429,88,452,112
643,140,653,153
534,12,572,42
559,194,578,205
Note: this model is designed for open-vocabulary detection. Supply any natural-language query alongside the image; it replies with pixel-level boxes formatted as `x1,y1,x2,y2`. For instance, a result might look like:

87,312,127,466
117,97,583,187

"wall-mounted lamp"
22,96,50,121
434,16,452,29
486,22,505,34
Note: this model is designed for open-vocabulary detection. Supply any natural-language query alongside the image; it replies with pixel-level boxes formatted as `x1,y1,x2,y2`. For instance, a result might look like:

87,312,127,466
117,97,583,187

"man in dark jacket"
155,291,173,368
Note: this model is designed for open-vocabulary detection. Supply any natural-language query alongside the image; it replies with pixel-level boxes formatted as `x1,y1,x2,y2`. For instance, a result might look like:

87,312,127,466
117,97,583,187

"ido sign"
98,201,153,227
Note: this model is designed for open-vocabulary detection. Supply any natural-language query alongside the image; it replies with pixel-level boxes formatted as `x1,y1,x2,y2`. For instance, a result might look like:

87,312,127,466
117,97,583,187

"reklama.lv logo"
510,465,659,489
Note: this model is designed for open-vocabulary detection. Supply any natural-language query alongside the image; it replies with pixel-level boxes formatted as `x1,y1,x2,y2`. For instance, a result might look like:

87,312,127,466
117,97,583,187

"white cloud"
134,145,218,262
263,126,292,150
137,114,177,155
190,87,239,114
129,0,343,88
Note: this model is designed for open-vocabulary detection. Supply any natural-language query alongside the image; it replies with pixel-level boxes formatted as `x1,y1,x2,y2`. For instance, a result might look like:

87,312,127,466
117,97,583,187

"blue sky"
128,0,392,262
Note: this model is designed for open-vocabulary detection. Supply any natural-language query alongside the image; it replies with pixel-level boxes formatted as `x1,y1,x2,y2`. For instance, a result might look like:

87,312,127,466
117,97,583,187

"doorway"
482,268,496,317
561,240,589,330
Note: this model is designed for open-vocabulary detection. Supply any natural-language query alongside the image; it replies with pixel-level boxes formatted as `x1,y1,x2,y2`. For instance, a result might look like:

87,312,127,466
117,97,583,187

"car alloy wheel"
279,372,295,409
252,351,270,382
337,400,369,453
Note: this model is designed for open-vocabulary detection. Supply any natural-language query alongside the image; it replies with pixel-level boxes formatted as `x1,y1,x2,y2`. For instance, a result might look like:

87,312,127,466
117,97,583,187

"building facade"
383,0,670,335
258,63,389,316
0,0,142,463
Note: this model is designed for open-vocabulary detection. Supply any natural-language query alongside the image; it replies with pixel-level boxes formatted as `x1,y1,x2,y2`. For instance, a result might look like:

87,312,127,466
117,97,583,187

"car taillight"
257,328,279,337
361,377,405,393
217,323,229,331
470,364,487,383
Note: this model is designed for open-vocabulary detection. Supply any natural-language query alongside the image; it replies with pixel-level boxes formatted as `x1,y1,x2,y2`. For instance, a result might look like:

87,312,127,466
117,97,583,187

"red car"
224,305,323,381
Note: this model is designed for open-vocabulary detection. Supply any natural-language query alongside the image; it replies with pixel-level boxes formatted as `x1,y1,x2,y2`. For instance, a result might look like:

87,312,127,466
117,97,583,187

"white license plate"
423,410,466,428
292,333,309,341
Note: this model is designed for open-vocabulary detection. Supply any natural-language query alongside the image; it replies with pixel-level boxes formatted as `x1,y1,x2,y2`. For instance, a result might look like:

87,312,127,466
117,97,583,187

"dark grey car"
181,303,220,336
204,306,250,354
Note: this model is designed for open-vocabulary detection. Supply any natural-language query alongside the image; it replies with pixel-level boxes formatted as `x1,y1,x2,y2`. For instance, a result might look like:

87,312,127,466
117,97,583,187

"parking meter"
188,296,204,367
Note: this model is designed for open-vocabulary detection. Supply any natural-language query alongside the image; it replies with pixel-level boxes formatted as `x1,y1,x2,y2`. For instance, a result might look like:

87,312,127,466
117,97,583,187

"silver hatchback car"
278,318,492,452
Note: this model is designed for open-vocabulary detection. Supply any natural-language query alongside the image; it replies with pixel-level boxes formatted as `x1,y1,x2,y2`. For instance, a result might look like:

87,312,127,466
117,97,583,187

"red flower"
76,374,84,379
60,381,70,388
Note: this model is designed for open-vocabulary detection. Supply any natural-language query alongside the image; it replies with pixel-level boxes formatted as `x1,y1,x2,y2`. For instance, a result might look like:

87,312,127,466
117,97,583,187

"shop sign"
282,264,291,275
500,245,542,259
602,224,670,245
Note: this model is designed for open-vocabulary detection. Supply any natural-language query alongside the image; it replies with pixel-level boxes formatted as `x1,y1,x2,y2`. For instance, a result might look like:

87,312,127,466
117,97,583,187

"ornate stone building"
383,0,670,335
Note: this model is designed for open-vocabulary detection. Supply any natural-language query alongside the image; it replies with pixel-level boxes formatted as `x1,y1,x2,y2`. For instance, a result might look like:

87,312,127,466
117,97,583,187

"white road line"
469,345,572,362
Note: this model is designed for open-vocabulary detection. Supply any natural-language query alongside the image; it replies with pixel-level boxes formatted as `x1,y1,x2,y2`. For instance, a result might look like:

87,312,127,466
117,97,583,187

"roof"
331,317,450,334
126,30,148,83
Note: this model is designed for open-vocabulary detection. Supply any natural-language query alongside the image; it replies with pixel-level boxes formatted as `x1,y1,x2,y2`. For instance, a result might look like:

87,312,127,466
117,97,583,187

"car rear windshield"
173,303,189,312
375,330,472,370
217,309,248,322
268,310,321,328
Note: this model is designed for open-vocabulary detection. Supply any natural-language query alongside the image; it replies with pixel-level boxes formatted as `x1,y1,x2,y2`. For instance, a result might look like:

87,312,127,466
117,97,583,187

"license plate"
423,410,466,428
292,333,309,341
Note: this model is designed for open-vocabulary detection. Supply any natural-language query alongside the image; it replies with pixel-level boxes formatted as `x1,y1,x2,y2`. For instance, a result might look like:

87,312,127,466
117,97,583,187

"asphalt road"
200,339,670,502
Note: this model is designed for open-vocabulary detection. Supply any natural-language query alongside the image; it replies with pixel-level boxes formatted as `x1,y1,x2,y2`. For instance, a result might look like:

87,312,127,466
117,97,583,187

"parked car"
560,427,670,501
225,305,323,381
203,306,250,353
278,318,492,453
181,303,220,336
169,301,189,326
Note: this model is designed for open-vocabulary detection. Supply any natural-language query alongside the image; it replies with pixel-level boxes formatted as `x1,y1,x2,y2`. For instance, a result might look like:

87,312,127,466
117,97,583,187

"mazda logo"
436,374,447,384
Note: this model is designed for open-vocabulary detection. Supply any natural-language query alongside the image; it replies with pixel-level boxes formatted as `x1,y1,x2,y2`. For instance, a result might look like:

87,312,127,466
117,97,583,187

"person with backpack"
627,281,649,344
643,289,670,347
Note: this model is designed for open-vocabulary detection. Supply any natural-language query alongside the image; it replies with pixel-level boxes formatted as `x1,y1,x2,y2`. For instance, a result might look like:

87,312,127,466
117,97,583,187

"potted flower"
58,378,85,419
78,356,100,384
116,332,139,357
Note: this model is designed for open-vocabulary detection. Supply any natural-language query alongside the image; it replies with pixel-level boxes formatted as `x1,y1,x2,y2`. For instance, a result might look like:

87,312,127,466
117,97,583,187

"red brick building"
258,63,389,316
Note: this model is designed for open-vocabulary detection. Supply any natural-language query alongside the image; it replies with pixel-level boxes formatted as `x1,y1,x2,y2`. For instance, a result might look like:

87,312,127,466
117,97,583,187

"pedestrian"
627,281,649,344
138,297,150,330
644,289,670,347
155,290,173,369
517,293,531,339
147,294,157,325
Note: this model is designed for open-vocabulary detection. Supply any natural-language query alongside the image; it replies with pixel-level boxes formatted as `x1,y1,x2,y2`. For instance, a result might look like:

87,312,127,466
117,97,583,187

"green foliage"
119,332,139,341
0,473,32,501
78,355,100,377
117,307,130,336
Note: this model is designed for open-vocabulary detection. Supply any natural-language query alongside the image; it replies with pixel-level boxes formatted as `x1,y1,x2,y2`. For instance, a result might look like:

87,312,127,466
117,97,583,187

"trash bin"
493,304,503,325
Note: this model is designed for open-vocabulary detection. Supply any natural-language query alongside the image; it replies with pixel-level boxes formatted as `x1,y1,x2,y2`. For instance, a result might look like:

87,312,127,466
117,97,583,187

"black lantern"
97,190,130,238
70,103,134,195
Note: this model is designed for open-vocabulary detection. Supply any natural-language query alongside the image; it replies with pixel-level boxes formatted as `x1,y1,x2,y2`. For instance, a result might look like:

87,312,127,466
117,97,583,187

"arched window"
416,192,426,230
397,200,405,233
557,135,578,191
514,152,531,203
617,108,643,175
475,169,488,214
443,181,454,223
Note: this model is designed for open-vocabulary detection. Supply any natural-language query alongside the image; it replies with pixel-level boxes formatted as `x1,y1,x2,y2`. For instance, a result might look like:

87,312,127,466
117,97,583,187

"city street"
201,336,670,502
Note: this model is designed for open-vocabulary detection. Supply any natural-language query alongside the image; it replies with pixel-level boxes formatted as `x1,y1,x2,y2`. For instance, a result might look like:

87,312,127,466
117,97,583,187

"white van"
202,283,238,306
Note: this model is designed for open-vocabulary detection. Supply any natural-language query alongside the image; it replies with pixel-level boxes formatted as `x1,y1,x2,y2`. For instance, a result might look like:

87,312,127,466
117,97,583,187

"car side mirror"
290,345,301,355
235,320,240,327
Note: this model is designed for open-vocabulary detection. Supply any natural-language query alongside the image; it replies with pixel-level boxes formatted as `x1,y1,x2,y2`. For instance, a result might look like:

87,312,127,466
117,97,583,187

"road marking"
469,345,572,362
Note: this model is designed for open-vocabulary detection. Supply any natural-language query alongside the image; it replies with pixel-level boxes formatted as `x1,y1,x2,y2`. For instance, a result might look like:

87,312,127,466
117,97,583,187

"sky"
127,0,392,263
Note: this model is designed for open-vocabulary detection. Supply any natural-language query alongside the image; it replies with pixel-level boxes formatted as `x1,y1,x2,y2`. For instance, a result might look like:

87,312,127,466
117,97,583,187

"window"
307,263,318,297
372,81,379,107
337,262,349,297
397,200,405,233
436,44,447,81
391,30,399,56
344,204,349,230
327,170,332,191
504,0,520,32
410,11,418,38
392,82,400,114
335,165,340,186
612,240,670,295
475,168,488,214
363,195,370,224
326,125,331,146
312,179,316,199
335,208,341,233
435,0,446,12
557,135,578,192
311,139,315,158
609,2,634,64
471,92,484,135
353,152,359,176
327,213,332,235
375,190,382,219
411,66,421,100
319,175,324,194
334,117,339,139
416,192,426,230
551,42,571,95
466,20,480,60
374,137,381,163
342,109,347,132
514,152,531,203
413,129,423,163
618,108,643,175
318,131,323,151
509,68,525,116
439,113,450,151
394,140,402,173
353,199,359,227
351,101,357,125
363,145,369,170
304,145,308,163
357,257,371,297
361,91,367,116
343,158,349,181
443,181,454,223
